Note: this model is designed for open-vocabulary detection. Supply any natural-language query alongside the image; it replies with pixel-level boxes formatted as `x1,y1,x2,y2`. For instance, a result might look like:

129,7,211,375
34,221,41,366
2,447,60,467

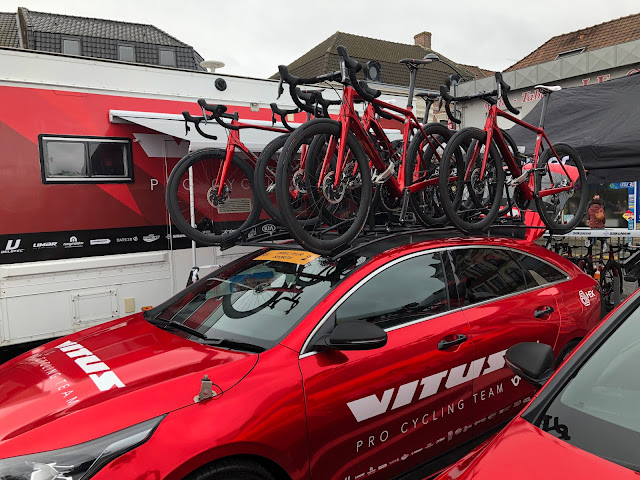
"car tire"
184,459,275,480
555,339,580,369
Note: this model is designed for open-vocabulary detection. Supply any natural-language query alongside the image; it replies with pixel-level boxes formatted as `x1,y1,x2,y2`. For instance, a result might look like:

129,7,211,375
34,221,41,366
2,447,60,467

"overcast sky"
4,0,639,77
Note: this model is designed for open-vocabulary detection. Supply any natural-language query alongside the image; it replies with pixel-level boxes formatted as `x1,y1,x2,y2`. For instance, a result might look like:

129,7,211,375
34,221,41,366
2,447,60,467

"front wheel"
535,143,587,234
404,122,453,226
166,149,260,245
276,120,372,256
184,459,275,480
438,127,505,233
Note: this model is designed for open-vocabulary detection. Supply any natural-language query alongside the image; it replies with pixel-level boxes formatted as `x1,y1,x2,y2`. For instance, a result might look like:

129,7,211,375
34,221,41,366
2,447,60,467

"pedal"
372,163,395,184
398,188,411,223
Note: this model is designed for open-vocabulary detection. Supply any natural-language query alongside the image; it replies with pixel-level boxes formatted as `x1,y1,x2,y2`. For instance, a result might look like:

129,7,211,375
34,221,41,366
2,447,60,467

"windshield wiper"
150,318,207,339
200,338,265,353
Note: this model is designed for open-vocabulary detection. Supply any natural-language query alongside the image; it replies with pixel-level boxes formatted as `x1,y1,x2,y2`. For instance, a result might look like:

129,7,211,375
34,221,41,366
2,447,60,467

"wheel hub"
322,172,346,204
207,184,230,207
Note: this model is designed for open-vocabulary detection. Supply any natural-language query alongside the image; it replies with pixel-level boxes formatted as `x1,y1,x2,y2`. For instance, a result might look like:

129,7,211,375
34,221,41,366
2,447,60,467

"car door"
299,251,474,480
447,246,563,436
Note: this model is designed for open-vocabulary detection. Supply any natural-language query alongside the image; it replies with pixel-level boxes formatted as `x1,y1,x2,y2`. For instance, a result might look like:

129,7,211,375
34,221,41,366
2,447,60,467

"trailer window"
39,136,133,183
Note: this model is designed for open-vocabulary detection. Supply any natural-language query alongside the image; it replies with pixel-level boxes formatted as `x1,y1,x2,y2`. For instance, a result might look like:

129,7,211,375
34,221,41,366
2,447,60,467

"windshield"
524,306,640,472
150,250,362,351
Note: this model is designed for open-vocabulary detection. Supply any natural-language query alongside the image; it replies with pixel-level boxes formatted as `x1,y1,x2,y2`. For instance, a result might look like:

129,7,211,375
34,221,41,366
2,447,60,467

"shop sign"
628,182,636,230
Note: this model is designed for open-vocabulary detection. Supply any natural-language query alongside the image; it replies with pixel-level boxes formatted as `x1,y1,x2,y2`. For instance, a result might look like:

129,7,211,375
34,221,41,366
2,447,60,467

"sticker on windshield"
255,249,320,265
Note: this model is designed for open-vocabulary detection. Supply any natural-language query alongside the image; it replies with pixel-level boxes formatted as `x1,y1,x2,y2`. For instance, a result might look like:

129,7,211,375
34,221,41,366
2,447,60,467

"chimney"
414,31,432,50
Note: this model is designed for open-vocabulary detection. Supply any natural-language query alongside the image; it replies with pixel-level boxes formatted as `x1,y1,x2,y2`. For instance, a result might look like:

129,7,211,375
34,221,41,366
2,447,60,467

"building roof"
272,31,485,90
20,7,189,47
0,12,19,48
457,63,493,79
507,12,640,71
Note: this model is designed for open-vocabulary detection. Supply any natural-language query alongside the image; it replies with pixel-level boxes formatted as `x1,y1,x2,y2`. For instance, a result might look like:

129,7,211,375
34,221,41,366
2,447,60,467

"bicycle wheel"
438,127,505,233
276,119,372,256
535,143,587,234
600,260,622,312
221,274,287,318
404,122,453,226
166,148,261,245
254,134,289,223
496,129,523,216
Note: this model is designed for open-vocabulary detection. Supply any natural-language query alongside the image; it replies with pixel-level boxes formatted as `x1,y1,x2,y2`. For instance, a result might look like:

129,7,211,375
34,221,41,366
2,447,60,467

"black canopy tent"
506,72,640,183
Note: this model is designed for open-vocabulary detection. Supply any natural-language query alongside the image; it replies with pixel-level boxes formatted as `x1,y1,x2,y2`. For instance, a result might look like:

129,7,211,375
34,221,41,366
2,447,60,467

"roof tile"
0,12,19,48
507,12,640,71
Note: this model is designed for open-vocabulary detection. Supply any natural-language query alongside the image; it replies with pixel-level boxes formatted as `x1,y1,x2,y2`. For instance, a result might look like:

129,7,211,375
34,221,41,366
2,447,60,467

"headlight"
0,416,164,480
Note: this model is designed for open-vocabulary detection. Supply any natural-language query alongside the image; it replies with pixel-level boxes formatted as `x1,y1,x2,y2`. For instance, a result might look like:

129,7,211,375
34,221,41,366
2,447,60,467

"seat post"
538,92,551,129
407,66,418,110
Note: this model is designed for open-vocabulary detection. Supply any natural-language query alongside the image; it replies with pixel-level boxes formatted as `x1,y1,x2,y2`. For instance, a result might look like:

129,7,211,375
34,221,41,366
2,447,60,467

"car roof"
254,226,535,263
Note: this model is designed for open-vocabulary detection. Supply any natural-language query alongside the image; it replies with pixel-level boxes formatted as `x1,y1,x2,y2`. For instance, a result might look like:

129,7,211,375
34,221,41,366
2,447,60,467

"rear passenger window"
450,248,527,305
511,251,568,286
335,253,449,329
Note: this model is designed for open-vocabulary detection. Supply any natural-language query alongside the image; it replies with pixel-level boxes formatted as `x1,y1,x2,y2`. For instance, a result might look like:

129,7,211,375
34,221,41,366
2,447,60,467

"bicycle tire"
276,119,372,256
254,134,289,223
535,143,587,234
221,288,285,318
600,260,622,312
438,127,505,233
166,148,261,245
496,129,521,216
404,122,453,226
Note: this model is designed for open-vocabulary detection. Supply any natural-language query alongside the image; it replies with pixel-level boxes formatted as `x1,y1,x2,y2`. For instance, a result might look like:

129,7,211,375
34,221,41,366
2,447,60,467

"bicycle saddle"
415,90,439,101
535,85,562,94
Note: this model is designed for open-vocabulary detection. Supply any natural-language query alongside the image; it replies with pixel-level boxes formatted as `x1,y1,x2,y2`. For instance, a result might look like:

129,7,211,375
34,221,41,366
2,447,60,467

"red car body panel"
0,238,603,479
0,316,257,457
436,417,639,479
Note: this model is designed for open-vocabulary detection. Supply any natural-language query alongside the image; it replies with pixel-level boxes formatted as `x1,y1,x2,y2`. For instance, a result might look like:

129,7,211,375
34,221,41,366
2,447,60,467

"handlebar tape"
494,72,519,115
373,104,394,121
181,111,218,140
270,103,297,131
197,99,239,130
336,45,380,102
439,85,461,124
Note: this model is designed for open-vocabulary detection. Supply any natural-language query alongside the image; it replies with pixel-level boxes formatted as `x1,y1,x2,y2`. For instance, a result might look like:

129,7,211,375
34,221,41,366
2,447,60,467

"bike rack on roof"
217,214,544,260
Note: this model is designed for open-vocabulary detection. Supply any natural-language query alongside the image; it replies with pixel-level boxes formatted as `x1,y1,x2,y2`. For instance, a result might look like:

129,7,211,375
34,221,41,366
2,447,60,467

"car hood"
0,315,258,458
438,417,639,479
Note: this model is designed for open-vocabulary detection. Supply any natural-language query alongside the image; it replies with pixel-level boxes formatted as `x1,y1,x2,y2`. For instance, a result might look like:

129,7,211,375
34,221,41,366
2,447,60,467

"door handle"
534,306,554,318
438,334,467,351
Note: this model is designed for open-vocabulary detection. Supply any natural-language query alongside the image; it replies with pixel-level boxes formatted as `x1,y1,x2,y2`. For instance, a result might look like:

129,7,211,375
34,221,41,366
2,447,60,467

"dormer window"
556,47,587,59
159,47,176,67
62,36,81,55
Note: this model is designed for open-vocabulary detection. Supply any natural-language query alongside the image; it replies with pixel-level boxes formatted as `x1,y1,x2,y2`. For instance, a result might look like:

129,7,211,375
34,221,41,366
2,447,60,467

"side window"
335,253,449,330
511,251,569,286
451,248,528,305
39,136,133,183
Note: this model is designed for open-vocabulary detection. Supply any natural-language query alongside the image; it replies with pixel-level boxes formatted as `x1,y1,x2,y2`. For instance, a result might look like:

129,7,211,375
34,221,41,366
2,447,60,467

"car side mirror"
314,320,387,351
505,342,555,388
424,53,440,62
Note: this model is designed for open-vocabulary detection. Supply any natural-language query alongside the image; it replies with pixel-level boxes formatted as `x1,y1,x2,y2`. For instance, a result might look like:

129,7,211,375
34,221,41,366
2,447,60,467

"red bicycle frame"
470,104,577,202
318,86,445,196
213,117,289,198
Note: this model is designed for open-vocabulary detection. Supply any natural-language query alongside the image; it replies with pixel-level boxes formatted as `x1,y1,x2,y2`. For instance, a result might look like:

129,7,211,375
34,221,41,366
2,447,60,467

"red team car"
0,232,601,480
435,283,640,479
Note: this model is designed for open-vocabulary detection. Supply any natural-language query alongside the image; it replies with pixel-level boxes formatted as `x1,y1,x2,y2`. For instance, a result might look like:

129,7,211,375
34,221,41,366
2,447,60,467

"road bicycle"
600,243,640,311
166,100,300,245
438,73,587,234
275,46,455,255
254,90,340,225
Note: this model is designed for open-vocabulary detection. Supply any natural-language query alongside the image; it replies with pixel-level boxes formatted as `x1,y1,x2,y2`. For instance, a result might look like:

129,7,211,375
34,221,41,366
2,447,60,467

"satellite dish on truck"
200,60,225,73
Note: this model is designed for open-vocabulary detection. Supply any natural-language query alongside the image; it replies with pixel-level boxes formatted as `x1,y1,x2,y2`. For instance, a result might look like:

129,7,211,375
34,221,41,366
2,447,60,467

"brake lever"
277,77,284,99
184,119,190,136
200,105,209,124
